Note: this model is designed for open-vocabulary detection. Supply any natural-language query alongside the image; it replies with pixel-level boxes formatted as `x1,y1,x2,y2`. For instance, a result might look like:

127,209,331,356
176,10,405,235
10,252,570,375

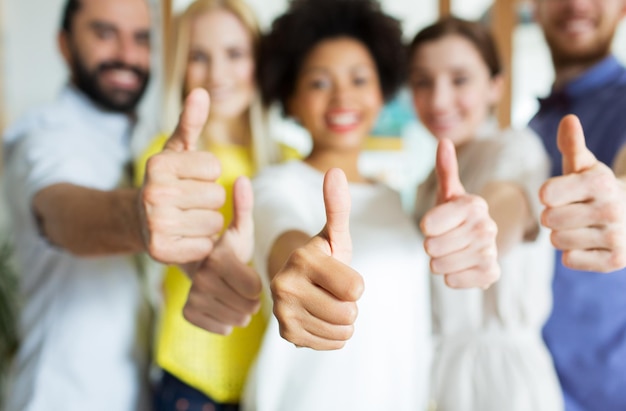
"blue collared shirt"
530,55,626,411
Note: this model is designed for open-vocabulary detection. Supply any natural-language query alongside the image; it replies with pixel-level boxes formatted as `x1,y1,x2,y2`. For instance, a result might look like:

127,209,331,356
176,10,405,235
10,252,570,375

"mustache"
96,61,149,79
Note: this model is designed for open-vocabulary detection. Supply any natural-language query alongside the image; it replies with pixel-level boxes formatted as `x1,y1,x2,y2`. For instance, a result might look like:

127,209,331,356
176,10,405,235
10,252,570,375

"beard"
547,34,613,70
69,44,150,113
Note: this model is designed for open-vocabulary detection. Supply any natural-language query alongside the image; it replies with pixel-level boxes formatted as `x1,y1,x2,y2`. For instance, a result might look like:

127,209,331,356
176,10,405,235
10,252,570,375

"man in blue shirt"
530,0,626,410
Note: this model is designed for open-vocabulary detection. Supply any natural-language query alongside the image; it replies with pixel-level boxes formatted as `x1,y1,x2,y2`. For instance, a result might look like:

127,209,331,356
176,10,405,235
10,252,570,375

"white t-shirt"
414,126,563,411
2,86,151,411
243,161,431,411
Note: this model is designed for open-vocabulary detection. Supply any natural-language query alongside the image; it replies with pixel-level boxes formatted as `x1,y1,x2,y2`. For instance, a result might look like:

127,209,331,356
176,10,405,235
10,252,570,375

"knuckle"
599,201,625,223
145,153,168,175
608,251,626,272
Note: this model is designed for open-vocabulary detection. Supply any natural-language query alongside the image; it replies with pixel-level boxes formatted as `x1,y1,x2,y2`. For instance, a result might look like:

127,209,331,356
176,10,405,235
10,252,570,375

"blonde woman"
135,1,297,409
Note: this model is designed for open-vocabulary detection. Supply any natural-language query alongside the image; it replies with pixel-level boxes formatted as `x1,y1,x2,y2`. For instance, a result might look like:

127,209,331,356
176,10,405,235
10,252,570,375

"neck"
552,55,607,90
305,148,365,183
202,113,251,147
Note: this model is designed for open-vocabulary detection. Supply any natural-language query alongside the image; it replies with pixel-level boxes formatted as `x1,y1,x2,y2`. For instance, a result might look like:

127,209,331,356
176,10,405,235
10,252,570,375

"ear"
57,31,72,67
488,74,504,107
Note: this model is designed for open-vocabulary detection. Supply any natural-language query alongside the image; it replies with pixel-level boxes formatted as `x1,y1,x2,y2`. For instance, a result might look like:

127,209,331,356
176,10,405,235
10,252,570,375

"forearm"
33,183,144,256
267,230,310,280
481,181,534,256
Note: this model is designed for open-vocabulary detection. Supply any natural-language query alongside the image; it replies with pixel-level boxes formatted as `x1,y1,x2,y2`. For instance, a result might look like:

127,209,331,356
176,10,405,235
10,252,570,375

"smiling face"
287,37,383,157
59,0,151,112
184,8,256,122
409,35,502,147
534,0,626,67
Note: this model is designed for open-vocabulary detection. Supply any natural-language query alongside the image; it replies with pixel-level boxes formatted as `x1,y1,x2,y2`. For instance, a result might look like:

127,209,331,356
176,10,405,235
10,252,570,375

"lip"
207,87,234,102
557,17,596,36
102,69,140,90
325,110,361,134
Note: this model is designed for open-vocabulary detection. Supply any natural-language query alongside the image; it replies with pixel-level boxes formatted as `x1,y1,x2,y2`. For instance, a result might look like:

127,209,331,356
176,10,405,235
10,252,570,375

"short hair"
258,0,405,112
408,16,502,78
61,0,81,33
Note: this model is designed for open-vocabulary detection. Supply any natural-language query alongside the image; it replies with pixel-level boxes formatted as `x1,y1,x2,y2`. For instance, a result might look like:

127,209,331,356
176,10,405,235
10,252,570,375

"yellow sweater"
135,135,298,403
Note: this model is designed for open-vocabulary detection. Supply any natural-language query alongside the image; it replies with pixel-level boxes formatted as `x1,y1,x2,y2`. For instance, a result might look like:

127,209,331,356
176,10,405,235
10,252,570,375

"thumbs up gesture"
271,168,364,350
139,88,226,264
420,139,500,289
540,115,626,272
183,176,264,335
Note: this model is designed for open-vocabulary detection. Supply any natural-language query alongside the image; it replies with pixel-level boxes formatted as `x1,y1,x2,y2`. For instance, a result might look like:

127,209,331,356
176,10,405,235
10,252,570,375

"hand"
420,138,500,289
271,168,364,350
183,177,263,335
540,114,626,272
139,88,226,264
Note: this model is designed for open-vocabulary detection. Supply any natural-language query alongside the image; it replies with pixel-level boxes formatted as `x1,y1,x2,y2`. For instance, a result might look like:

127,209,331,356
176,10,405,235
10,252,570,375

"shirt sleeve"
485,128,551,241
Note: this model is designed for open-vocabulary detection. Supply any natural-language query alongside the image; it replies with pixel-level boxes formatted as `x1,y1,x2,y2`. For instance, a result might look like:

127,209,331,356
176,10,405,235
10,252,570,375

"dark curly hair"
258,0,405,113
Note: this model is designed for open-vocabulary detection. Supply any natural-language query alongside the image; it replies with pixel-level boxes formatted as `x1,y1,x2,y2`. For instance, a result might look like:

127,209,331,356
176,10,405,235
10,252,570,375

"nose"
207,56,229,87
431,80,453,113
330,81,355,105
116,35,148,68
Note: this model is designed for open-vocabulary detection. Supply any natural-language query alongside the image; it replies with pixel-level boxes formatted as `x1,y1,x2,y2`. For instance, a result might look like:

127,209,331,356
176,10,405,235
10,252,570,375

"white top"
414,126,563,411
243,161,431,411
2,86,151,411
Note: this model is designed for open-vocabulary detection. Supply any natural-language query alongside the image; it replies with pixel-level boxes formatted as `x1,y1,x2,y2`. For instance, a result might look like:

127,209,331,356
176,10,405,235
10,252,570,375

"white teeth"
563,20,593,34
328,113,358,126
109,70,138,86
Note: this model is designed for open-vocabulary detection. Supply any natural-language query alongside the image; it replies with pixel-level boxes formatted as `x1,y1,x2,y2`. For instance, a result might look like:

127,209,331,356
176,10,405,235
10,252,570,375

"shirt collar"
59,84,135,146
539,55,624,106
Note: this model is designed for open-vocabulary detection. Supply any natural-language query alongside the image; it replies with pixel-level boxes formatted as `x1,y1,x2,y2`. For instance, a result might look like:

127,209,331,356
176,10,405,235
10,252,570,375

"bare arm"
481,181,535,256
32,183,143,256
267,230,310,280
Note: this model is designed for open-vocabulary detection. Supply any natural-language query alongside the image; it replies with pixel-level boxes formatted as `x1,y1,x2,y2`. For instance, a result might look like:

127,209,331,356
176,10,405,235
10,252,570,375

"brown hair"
408,16,502,78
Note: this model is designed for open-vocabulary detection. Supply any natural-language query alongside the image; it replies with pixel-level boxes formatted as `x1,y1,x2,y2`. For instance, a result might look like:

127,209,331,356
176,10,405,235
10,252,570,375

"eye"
309,78,330,90
95,27,115,40
353,76,369,86
227,48,246,60
411,78,432,89
189,51,209,63
135,32,151,47
453,76,469,86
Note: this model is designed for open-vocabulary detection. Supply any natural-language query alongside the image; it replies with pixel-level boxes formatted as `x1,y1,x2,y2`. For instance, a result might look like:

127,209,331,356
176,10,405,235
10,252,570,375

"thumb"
322,168,352,264
164,88,210,152
558,114,597,174
229,176,254,263
436,138,465,204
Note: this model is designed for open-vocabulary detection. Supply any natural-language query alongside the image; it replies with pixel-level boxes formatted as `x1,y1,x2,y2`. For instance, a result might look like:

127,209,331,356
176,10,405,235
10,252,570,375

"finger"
443,264,500,289
145,151,222,182
167,181,226,211
423,220,476,258
550,227,618,251
558,114,598,175
184,296,255,331
189,263,262,315
321,168,352,264
231,176,254,236
435,138,465,204
540,164,614,207
542,202,601,230
430,244,497,275
421,195,487,237
278,325,349,351
562,249,626,273
164,88,210,152
303,245,364,302
149,237,215,265
301,315,356,342
212,253,263,300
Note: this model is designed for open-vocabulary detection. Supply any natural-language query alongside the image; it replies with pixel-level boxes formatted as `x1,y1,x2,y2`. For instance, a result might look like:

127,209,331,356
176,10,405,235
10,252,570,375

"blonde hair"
163,0,280,169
